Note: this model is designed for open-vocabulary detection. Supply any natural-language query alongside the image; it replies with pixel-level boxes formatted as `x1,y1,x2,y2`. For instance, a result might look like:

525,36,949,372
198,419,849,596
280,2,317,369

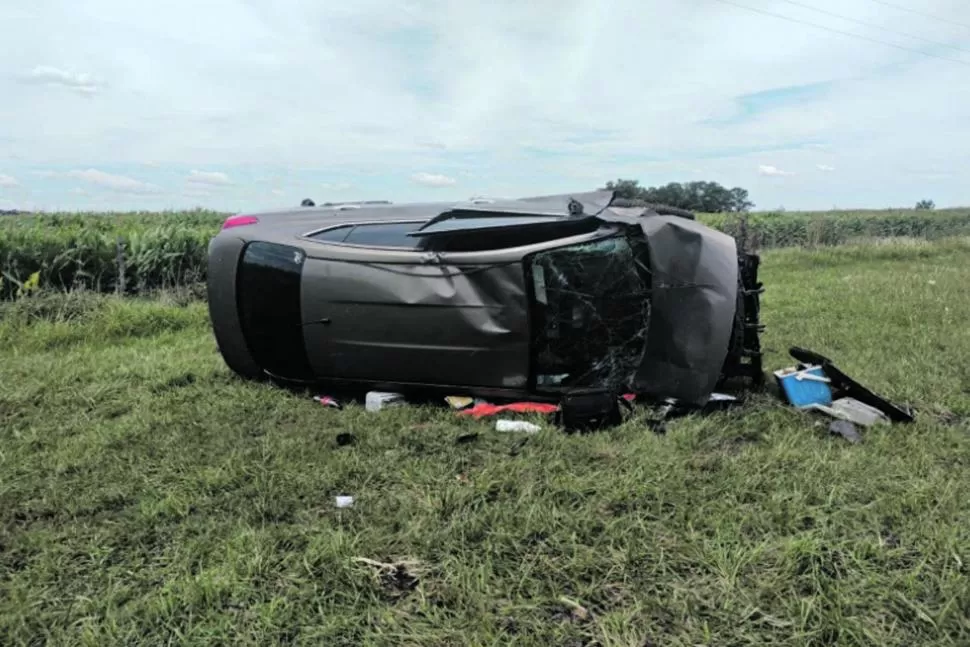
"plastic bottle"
495,420,541,434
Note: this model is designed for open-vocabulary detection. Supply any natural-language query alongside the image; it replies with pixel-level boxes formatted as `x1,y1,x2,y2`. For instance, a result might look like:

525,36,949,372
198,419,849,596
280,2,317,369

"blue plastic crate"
774,365,833,408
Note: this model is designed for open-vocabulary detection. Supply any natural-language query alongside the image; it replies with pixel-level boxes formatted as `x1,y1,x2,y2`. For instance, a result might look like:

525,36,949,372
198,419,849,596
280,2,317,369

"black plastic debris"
642,393,742,434
335,432,357,447
555,389,631,433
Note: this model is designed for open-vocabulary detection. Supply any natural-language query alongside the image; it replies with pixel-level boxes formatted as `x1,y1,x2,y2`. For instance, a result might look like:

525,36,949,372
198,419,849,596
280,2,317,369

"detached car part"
207,190,764,406
788,347,914,423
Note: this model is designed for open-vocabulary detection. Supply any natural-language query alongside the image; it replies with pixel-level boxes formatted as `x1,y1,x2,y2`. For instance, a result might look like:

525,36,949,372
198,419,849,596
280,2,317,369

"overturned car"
207,191,764,406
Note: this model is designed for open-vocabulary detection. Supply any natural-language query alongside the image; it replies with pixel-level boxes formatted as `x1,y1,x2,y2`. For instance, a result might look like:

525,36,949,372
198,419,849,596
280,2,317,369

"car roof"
243,190,619,226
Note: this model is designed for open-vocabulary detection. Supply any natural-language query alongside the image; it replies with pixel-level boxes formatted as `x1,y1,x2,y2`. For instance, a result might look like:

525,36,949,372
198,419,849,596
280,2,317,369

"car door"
299,219,534,390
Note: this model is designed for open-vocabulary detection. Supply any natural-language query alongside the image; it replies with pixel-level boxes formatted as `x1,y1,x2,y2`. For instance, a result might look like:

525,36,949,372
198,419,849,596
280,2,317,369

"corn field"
2,207,969,299
705,208,970,249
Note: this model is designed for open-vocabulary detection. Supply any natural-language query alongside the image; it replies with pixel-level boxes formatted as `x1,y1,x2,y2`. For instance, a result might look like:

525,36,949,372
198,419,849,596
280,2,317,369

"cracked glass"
529,234,652,392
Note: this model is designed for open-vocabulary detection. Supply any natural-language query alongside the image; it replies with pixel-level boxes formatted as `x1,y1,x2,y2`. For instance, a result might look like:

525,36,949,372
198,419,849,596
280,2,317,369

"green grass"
2,239,970,646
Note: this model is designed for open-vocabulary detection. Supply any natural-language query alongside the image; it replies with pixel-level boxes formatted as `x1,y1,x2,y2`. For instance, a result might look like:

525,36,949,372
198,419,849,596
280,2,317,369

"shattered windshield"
528,234,651,392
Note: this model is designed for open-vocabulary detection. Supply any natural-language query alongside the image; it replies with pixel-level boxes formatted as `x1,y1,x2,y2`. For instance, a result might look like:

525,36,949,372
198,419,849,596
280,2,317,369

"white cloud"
271,188,285,196
0,174,20,188
411,172,457,187
817,164,836,172
187,170,232,186
758,164,795,177
1,0,968,210
66,169,160,194
20,65,100,94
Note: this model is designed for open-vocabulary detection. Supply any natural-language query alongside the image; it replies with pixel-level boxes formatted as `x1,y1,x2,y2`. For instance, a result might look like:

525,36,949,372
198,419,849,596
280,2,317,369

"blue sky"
1,0,968,212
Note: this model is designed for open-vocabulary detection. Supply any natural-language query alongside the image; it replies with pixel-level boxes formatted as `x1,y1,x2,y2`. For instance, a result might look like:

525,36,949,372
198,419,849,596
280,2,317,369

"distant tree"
729,187,755,212
600,179,753,212
602,179,645,201
915,199,935,210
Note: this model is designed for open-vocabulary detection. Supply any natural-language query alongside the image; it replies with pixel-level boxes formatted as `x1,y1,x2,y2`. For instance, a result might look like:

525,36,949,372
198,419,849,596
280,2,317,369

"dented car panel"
627,215,740,403
207,190,762,405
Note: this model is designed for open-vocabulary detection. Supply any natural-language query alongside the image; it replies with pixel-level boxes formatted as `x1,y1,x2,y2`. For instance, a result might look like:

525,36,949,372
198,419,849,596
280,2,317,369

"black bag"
557,389,629,433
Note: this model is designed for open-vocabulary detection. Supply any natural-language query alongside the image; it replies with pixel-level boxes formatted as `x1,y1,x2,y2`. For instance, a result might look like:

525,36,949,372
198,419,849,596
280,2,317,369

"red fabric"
458,402,559,419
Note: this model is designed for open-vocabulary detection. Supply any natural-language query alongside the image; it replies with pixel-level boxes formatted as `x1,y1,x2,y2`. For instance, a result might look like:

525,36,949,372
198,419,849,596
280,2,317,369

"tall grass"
2,207,969,298
0,212,221,298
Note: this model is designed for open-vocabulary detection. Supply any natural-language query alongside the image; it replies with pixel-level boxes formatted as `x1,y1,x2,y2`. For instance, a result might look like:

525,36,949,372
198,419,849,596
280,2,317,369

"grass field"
2,239,970,646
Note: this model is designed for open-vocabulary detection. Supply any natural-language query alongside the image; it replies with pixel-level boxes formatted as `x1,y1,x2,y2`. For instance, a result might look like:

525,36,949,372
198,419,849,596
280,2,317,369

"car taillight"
222,215,259,230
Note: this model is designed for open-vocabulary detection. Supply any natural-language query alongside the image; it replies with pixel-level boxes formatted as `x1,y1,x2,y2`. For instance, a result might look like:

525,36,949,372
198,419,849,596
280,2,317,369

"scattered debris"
313,394,341,409
788,347,914,423
557,596,592,622
556,389,630,433
365,391,405,412
334,495,354,508
774,365,833,409
829,419,863,444
352,557,422,594
445,395,475,410
495,420,542,434
775,347,915,430
455,432,480,444
335,432,357,446
458,402,559,419
812,397,890,427
641,393,742,434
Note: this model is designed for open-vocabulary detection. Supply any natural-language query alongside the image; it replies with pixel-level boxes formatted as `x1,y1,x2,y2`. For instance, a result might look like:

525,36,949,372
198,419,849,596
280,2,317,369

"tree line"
600,179,754,213
599,178,940,213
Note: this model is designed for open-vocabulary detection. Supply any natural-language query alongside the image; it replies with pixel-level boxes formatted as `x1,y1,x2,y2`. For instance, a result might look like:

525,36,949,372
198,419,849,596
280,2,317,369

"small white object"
365,391,405,412
832,397,889,426
495,420,541,434
335,495,354,508
807,398,889,427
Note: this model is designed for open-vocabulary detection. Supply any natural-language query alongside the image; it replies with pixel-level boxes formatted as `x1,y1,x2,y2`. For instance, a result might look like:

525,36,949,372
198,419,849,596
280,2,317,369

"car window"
414,215,570,236
307,221,423,248
308,225,353,243
345,222,423,246
529,236,651,392
306,217,599,252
